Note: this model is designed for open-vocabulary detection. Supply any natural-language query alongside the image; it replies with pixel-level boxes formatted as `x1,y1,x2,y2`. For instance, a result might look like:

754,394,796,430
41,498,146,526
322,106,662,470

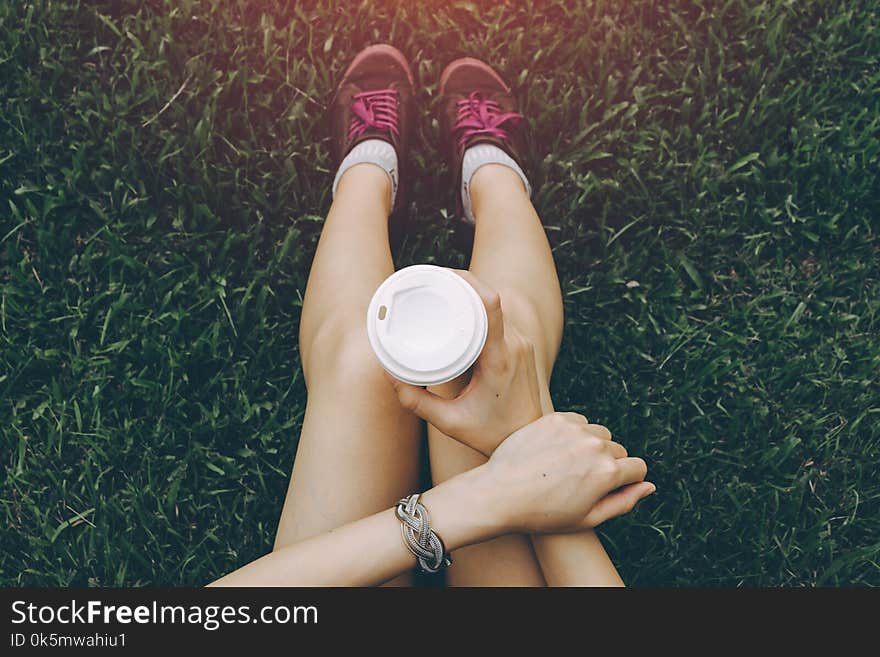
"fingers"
385,373,459,433
555,411,590,424
453,270,505,364
585,424,612,441
552,414,611,436
581,481,656,529
550,413,627,458
615,456,649,487
607,441,628,459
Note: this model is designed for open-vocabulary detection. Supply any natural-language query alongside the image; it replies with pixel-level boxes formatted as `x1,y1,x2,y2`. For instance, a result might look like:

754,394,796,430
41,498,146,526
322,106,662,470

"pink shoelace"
453,91,522,148
348,89,400,141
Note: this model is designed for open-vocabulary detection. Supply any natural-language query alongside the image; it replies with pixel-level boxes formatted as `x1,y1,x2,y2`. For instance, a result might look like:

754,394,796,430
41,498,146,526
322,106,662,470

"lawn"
1,0,878,586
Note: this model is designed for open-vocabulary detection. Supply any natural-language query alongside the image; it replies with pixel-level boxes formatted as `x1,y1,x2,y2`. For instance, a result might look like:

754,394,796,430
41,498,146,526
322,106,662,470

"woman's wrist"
419,464,509,551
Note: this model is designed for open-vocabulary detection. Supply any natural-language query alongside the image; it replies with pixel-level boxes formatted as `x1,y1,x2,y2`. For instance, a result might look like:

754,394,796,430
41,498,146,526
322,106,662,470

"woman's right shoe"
437,57,530,227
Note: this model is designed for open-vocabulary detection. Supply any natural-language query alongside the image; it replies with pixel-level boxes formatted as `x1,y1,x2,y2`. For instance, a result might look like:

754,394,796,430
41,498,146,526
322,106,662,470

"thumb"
580,482,656,529
452,270,505,365
385,372,460,431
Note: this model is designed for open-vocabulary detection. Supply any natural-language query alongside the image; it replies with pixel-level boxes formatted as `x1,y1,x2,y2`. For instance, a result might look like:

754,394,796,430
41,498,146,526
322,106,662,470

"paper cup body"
366,265,488,386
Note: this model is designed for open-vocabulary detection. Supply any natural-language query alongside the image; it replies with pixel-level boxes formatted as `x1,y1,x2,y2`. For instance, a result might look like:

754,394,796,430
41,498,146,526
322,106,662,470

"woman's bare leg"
427,374,545,586
274,165,421,584
428,163,624,586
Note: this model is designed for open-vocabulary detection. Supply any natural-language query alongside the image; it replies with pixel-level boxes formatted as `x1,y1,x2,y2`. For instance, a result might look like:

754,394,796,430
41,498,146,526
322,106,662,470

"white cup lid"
366,265,488,386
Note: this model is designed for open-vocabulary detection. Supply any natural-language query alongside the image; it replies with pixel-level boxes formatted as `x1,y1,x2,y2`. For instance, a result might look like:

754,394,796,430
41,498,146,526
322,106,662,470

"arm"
211,468,496,587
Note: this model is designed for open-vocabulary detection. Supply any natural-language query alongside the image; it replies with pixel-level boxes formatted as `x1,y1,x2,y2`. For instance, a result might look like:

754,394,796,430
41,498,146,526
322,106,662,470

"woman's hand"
387,270,543,456
466,412,655,533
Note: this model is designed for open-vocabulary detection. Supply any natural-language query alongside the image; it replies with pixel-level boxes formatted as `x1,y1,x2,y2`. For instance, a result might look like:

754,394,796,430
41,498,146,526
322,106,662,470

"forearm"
210,508,414,587
530,392,624,586
210,468,500,587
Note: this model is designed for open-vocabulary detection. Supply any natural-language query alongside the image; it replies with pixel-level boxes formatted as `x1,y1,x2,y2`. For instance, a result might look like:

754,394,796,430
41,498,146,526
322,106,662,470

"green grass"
1,0,878,586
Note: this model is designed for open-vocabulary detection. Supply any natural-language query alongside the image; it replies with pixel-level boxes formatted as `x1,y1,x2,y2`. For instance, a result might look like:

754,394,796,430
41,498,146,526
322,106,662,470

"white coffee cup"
366,265,488,386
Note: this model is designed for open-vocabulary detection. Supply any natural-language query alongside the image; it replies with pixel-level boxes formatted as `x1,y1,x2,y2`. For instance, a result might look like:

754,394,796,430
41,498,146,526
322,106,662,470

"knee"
299,317,386,391
495,288,562,370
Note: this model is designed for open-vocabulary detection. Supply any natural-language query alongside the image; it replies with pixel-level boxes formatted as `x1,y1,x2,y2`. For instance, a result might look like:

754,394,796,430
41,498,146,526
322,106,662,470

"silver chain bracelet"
395,494,452,574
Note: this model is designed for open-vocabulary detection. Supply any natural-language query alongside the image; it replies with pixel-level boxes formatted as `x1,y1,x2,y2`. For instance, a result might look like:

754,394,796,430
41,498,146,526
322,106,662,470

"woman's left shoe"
436,57,532,227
